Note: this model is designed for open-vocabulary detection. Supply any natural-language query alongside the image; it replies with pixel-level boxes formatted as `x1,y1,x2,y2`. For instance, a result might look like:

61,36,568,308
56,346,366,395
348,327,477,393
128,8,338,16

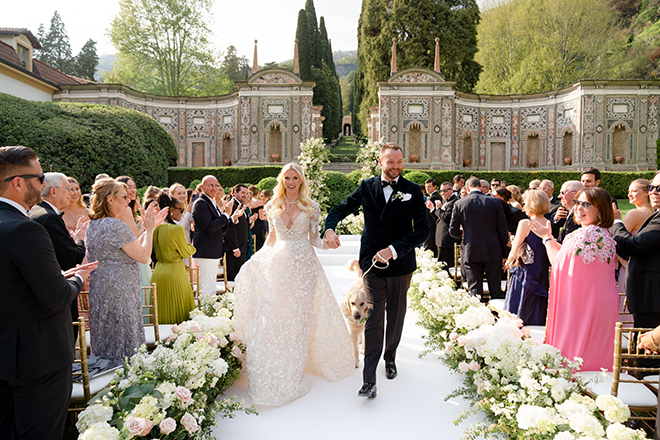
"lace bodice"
266,201,325,248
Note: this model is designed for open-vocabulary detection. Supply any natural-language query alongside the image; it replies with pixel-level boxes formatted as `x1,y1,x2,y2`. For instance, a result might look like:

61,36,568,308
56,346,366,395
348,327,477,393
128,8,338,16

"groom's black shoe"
358,382,377,398
385,361,397,380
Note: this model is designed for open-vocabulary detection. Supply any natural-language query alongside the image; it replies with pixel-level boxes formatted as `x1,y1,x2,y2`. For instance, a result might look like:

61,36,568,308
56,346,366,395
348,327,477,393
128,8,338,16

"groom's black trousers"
362,272,412,384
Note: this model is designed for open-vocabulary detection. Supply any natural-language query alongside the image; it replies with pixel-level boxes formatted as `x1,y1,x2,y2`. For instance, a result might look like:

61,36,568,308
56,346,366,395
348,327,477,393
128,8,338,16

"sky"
1,0,363,63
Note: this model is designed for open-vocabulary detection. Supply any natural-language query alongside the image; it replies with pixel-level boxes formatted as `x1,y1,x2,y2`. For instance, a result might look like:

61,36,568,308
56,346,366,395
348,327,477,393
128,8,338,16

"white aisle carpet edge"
214,237,482,440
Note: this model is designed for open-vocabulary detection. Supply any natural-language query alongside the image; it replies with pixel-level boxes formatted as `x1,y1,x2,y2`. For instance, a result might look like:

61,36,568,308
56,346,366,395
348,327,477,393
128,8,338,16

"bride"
233,163,355,406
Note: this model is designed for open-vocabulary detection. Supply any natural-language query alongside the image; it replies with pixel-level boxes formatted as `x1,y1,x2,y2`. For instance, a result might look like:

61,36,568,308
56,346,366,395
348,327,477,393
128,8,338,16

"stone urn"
528,159,538,168
614,154,624,164
223,158,232,166
271,153,280,162
463,158,471,167
563,157,572,166
410,154,420,163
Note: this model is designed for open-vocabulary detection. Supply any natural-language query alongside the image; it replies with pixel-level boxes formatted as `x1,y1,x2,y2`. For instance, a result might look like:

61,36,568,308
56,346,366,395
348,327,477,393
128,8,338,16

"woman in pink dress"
530,187,618,371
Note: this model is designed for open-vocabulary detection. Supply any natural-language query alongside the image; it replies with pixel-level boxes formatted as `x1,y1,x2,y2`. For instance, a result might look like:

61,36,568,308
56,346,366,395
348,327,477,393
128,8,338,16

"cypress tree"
295,9,312,80
36,11,75,75
305,0,322,68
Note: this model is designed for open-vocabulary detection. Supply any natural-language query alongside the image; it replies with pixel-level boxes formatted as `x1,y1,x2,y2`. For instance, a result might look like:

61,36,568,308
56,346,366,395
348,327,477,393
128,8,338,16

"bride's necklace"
285,198,299,204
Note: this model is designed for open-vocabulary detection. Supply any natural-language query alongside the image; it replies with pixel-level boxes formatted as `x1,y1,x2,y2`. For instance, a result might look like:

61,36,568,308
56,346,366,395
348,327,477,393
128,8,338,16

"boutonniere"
392,191,412,202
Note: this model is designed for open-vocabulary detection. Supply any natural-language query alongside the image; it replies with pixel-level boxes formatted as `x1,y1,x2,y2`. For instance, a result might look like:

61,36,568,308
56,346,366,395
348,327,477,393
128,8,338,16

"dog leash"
361,252,390,278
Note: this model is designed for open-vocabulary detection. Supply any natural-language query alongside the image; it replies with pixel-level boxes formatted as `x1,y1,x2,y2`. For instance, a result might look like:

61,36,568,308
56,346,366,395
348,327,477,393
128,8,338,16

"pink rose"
175,386,192,406
449,332,458,342
166,333,177,342
457,336,467,347
469,361,481,371
458,361,470,373
159,417,177,435
125,417,151,439
231,345,242,358
189,322,202,333
180,413,199,434
171,324,180,333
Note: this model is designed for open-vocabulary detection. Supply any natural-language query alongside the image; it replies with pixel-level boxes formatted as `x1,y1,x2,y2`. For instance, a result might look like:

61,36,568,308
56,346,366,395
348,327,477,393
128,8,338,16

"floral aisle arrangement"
356,139,381,180
409,249,647,440
298,137,329,208
76,292,256,440
335,212,364,235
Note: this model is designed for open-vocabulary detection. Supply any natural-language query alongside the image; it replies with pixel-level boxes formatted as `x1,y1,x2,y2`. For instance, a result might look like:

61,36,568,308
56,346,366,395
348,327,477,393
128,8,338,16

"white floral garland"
409,248,647,440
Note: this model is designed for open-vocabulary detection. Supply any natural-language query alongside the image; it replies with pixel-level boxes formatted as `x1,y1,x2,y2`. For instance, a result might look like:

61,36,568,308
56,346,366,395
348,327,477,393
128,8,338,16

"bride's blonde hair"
269,163,315,218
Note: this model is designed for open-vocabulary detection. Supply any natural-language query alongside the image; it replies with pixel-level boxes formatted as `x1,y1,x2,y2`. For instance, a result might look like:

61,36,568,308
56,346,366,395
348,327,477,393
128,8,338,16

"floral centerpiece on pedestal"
76,292,255,440
356,139,381,180
299,137,329,209
409,248,647,440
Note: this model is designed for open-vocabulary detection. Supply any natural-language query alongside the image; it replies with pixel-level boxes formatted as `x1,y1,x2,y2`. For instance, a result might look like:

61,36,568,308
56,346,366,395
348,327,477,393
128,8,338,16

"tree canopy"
108,0,232,97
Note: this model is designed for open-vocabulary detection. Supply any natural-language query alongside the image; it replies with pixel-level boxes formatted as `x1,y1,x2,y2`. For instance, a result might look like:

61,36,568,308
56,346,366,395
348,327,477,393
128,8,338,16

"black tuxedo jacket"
225,198,250,254
449,190,509,262
611,210,660,315
0,201,82,381
435,193,459,249
191,193,232,259
425,191,442,246
325,176,430,277
28,201,85,271
558,210,580,243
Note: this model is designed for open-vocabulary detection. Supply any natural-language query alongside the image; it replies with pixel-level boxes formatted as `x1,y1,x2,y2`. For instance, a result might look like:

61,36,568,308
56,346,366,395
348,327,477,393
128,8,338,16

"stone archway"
462,134,473,167
612,123,627,164
192,142,204,167
408,122,422,162
267,122,283,162
221,133,232,166
562,130,573,166
526,133,540,168
342,115,352,136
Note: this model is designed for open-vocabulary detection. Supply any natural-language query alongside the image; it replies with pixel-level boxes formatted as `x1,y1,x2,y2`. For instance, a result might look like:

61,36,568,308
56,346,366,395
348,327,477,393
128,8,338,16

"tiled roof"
0,39,94,86
33,59,94,85
0,28,41,49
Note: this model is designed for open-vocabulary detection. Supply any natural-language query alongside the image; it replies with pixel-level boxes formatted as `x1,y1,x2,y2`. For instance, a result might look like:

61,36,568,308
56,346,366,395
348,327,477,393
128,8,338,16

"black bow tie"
59,212,65,217
381,180,396,188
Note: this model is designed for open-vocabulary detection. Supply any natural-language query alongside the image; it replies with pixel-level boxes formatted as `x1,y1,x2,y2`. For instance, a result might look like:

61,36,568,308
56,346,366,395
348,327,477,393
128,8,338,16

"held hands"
324,229,341,249
143,204,169,231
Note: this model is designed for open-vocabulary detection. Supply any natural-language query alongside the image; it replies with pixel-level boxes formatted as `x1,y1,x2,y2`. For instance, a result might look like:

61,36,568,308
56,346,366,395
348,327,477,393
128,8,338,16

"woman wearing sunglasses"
530,187,618,371
151,193,197,324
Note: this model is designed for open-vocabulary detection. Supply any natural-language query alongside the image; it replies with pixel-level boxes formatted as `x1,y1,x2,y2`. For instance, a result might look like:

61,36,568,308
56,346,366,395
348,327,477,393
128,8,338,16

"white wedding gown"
233,201,355,406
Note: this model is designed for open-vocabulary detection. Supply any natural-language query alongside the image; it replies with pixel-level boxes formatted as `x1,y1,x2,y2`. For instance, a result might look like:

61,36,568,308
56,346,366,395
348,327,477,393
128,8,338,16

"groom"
324,143,430,398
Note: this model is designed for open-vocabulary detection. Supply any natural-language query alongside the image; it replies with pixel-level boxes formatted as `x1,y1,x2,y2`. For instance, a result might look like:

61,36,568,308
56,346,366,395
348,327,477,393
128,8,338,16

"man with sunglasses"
552,180,583,241
0,146,96,440
434,181,459,269
612,171,660,340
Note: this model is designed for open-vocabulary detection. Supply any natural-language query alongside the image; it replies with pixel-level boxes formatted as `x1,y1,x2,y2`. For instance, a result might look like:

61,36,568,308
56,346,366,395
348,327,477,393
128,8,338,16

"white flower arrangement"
356,139,381,180
76,293,255,440
298,137,329,208
335,212,364,235
408,248,648,440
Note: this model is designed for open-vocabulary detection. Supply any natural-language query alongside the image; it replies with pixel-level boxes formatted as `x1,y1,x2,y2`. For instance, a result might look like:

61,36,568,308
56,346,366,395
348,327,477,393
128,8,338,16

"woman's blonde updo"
89,178,127,220
268,163,315,218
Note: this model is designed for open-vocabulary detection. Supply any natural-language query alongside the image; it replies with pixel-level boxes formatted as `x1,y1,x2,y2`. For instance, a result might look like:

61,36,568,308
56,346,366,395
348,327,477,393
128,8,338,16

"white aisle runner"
214,236,480,440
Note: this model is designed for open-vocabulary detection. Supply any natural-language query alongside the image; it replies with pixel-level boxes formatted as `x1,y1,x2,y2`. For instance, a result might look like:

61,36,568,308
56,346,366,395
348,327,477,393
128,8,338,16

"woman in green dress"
151,194,197,324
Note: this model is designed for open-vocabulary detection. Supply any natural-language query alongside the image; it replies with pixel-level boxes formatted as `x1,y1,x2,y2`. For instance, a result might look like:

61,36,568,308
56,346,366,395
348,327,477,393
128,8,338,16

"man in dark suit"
423,178,442,258
225,184,252,282
541,179,561,223
324,143,430,398
29,172,87,343
434,181,459,268
612,171,660,331
192,175,239,295
449,176,509,302
0,146,95,440
552,180,583,242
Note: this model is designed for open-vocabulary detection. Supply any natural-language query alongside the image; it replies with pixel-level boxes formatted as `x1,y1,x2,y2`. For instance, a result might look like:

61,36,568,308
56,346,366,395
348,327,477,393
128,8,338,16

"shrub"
323,171,357,211
0,93,177,191
189,179,202,189
403,170,432,186
346,169,363,187
257,177,277,193
168,166,282,189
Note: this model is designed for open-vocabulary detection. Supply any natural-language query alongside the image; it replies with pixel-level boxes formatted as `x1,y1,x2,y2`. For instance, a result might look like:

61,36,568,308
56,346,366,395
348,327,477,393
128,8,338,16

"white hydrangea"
76,404,113,434
516,404,556,430
209,358,229,377
605,422,643,440
78,422,120,440
454,306,495,331
595,395,631,424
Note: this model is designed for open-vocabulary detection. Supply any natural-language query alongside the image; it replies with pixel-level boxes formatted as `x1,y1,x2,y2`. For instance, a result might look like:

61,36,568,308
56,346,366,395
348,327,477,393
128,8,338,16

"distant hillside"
95,53,116,82
334,50,357,79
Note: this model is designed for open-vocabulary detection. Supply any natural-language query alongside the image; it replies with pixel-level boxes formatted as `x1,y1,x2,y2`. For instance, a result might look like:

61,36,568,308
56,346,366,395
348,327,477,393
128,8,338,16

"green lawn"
332,136,359,155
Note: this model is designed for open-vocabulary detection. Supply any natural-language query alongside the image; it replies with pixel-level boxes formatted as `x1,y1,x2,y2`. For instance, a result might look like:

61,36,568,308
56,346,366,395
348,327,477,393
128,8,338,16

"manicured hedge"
403,170,657,199
168,166,283,190
0,93,177,191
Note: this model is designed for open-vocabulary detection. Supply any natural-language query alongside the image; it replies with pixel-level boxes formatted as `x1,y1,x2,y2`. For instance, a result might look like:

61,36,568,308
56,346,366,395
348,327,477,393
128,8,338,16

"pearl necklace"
286,198,299,204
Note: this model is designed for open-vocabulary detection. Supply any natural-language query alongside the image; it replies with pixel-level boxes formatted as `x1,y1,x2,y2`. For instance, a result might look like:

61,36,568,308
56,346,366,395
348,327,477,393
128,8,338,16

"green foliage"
108,0,227,97
189,179,202,189
305,0,322,68
347,169,364,187
403,171,432,186
168,166,282,190
0,93,176,192
356,0,482,128
257,177,277,193
74,39,99,81
35,11,74,75
296,9,313,81
221,45,249,82
323,171,357,209
312,62,342,141
400,169,656,199
476,0,616,94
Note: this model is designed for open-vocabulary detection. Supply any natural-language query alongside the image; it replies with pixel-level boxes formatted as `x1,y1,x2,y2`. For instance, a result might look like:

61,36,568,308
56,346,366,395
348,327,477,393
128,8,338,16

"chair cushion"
71,366,121,400
578,371,658,408
144,325,174,345
524,326,546,342
489,299,505,312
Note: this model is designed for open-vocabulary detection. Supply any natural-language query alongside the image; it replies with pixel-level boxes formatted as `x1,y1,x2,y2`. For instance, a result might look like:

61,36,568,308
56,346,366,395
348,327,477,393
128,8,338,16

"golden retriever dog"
341,259,372,368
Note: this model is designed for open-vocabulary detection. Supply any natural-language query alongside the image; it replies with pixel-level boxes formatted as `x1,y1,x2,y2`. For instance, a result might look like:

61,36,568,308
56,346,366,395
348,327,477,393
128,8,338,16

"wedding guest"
249,185,266,252
424,178,441,258
504,190,551,325
225,184,252,280
553,180,583,242
0,145,96,440
260,189,271,240
116,176,141,219
453,174,465,197
507,185,524,209
490,178,501,196
62,176,89,233
616,179,653,293
151,194,197,324
494,187,527,234
480,179,490,195
170,183,193,239
143,185,161,202
86,179,167,366
528,179,541,190
434,181,459,268
116,176,152,287
540,179,561,225
530,187,618,370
